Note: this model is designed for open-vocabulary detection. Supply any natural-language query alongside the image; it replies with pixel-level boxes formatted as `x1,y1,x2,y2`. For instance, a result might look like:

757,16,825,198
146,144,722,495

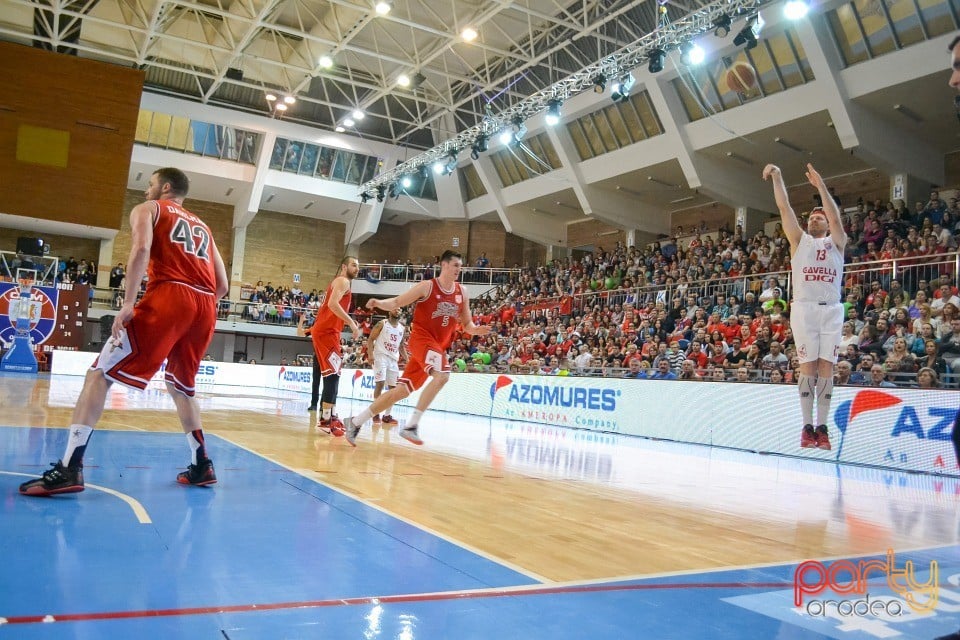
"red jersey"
149,199,217,293
411,278,463,348
312,279,352,337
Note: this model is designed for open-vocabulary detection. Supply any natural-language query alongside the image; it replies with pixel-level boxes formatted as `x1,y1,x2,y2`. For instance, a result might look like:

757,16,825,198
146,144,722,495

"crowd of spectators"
442,188,960,388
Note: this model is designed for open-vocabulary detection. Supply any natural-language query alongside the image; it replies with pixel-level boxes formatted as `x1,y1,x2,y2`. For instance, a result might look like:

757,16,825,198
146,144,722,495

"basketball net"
14,268,37,322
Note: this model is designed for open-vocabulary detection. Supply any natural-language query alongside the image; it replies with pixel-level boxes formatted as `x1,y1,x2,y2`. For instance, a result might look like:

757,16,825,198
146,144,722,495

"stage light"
713,14,732,37
592,74,606,93
335,125,346,133
610,73,635,102
544,99,562,126
343,118,355,127
433,160,445,174
680,41,705,65
352,109,365,120
397,74,411,87
647,49,665,74
734,15,762,50
462,27,478,42
374,1,391,15
471,134,488,159
376,185,385,202
400,175,413,189
498,129,513,145
319,55,333,69
360,192,371,204
783,0,808,19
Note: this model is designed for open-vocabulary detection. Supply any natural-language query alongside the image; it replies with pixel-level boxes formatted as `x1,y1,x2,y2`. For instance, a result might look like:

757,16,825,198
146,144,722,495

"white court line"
211,432,552,584
0,471,152,524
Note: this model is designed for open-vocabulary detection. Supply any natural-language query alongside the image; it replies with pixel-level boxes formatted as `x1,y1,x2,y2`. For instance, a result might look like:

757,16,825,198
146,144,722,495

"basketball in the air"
723,62,757,93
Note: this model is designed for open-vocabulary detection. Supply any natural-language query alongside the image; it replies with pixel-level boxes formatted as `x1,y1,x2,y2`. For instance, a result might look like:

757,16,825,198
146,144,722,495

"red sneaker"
800,425,817,448
372,414,382,423
381,414,399,425
316,418,344,437
815,425,831,450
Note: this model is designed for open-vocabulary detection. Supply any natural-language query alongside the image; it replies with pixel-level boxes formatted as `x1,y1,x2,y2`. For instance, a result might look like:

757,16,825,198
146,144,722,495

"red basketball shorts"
398,336,449,393
95,282,216,396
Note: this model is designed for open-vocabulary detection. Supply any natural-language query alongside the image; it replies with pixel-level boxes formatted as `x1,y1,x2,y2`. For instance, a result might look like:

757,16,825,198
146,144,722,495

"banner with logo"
50,351,959,475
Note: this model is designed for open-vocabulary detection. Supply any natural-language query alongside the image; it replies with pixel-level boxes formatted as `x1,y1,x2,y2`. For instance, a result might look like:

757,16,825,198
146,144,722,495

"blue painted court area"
2,426,958,639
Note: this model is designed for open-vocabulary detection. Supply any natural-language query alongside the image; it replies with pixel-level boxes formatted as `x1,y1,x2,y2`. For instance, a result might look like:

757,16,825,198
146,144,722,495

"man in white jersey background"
763,162,847,450
365,308,407,425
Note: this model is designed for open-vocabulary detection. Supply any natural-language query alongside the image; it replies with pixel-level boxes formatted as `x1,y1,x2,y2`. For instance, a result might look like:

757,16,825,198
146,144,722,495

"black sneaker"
19,461,84,496
307,405,317,412
177,459,217,486
400,426,423,446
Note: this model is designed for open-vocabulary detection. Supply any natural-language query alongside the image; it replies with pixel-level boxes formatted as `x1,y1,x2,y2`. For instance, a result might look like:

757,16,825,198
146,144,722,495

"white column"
97,238,115,289
230,226,247,301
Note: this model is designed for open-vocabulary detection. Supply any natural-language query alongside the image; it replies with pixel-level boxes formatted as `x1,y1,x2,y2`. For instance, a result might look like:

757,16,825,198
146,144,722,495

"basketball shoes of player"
381,415,399,425
344,417,361,447
372,414,382,423
400,426,423,446
177,459,217,486
815,425,832,450
317,416,345,437
19,461,84,496
801,425,817,448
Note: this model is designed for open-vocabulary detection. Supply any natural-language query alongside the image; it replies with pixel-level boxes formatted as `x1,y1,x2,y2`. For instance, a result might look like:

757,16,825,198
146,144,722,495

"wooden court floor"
4,374,959,584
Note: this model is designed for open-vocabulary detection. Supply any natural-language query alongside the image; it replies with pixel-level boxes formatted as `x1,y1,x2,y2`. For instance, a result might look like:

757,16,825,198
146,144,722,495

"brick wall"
242,210,345,293
566,219,626,250
404,220,471,263
785,168,888,213
358,223,409,263
672,202,735,234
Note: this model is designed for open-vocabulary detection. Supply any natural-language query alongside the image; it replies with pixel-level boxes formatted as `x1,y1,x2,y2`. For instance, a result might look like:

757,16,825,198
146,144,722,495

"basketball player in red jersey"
345,250,489,446
312,256,362,434
20,167,229,496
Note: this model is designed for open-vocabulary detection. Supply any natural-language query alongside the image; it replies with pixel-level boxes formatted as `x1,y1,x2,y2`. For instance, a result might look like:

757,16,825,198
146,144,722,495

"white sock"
408,409,424,428
797,374,815,426
815,376,834,427
353,408,372,426
62,424,93,468
322,405,332,421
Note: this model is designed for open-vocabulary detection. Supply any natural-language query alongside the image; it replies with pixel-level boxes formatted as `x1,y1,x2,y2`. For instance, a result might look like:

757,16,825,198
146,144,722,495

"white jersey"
791,233,844,303
373,320,405,361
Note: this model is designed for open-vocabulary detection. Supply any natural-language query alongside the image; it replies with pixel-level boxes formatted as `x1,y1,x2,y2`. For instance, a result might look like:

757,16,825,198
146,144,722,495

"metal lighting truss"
359,0,767,197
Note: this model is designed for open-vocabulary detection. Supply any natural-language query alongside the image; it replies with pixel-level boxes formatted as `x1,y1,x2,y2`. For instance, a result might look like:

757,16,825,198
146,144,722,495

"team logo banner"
0,282,59,345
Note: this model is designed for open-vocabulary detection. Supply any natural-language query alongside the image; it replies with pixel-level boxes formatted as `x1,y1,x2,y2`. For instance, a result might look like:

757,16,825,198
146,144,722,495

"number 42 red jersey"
149,199,218,294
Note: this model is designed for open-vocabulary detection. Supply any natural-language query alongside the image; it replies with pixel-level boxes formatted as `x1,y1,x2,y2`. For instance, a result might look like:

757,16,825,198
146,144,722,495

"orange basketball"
723,62,757,93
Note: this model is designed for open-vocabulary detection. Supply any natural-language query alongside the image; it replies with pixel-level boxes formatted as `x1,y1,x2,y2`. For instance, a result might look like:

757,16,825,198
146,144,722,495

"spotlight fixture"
470,134,488,160
400,175,413,189
432,159,445,175
544,98,562,126
361,192,371,204
498,129,513,146
283,95,296,104
376,185,385,202
397,73,411,87
265,93,277,102
461,27,478,42
511,117,527,142
352,109,365,120
647,48,665,74
680,41,706,65
318,55,333,69
388,182,399,199
783,0,808,19
275,103,288,112
374,1,391,15
343,118,355,127
734,15,761,50
713,14,732,37
335,125,346,133
610,73,635,102
592,74,607,93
